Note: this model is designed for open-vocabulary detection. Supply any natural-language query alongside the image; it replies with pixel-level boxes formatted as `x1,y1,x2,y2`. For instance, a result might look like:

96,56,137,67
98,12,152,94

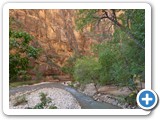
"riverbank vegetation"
64,9,145,89
9,9,145,107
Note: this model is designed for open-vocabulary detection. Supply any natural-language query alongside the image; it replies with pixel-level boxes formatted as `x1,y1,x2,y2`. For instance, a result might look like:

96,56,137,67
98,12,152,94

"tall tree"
76,9,145,49
75,9,145,88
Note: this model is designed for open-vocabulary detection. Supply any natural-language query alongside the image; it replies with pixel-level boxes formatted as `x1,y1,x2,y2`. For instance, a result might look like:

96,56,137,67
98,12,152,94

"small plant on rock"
33,92,57,109
125,92,137,107
13,95,27,106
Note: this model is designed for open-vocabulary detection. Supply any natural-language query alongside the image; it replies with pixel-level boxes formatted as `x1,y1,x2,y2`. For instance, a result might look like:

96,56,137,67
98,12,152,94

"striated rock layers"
9,10,89,80
9,9,113,81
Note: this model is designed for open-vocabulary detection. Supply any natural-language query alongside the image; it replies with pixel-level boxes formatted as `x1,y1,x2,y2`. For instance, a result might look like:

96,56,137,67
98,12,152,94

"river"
10,82,121,109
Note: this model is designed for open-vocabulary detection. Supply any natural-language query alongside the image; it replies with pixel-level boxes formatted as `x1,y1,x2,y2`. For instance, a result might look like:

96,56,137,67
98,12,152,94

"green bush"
61,54,81,75
9,30,40,82
33,92,57,109
73,40,144,87
73,57,101,84
13,95,27,106
97,41,144,86
74,9,145,87
125,92,137,106
99,42,131,85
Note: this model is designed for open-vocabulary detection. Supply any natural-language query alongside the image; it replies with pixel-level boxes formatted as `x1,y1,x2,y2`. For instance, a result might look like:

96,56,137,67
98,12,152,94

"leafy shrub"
125,92,137,106
61,54,81,75
73,39,144,87
74,9,145,87
13,95,27,106
73,56,101,84
48,105,57,109
33,92,57,109
9,29,40,82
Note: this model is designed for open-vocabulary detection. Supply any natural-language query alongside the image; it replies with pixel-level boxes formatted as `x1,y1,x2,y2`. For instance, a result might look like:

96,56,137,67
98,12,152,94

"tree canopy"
73,9,145,88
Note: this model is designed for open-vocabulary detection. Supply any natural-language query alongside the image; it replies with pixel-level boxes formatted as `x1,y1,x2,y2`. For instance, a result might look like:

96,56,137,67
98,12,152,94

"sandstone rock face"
10,9,78,64
83,83,97,97
98,85,132,96
10,10,90,64
9,10,85,80
9,9,112,81
98,85,118,93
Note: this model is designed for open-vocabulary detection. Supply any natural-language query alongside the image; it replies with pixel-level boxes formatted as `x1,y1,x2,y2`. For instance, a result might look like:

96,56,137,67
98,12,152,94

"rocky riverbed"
9,82,121,109
10,81,140,109
69,82,140,109
10,87,81,109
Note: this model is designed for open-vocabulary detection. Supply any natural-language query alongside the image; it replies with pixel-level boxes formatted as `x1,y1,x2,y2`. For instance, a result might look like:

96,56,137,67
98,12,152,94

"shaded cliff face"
9,9,113,80
10,10,76,64
9,9,93,80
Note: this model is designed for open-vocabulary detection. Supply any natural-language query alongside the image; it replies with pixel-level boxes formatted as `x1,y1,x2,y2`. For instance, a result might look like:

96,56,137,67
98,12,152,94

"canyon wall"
9,9,112,81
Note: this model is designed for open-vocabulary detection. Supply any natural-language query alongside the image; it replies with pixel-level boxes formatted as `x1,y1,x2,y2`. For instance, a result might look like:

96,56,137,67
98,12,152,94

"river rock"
118,87,132,96
98,85,132,96
83,83,97,97
73,81,80,88
98,85,118,93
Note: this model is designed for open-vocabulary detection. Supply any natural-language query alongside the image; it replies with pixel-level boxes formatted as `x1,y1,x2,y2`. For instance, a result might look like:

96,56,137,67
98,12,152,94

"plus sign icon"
137,89,158,110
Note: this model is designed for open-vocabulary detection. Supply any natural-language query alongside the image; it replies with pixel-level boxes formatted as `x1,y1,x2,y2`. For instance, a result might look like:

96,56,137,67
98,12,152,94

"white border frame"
3,3,151,115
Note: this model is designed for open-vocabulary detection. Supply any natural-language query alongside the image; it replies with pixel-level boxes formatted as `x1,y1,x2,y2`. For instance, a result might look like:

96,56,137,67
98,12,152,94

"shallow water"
10,82,121,109
64,86,120,109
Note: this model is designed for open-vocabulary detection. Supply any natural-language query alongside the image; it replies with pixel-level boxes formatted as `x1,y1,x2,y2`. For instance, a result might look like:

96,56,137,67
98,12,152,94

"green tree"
76,9,145,49
9,30,40,82
74,56,101,84
75,9,145,87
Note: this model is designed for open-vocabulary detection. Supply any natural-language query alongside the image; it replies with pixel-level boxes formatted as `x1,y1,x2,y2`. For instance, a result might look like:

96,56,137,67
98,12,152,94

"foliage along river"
10,82,121,109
